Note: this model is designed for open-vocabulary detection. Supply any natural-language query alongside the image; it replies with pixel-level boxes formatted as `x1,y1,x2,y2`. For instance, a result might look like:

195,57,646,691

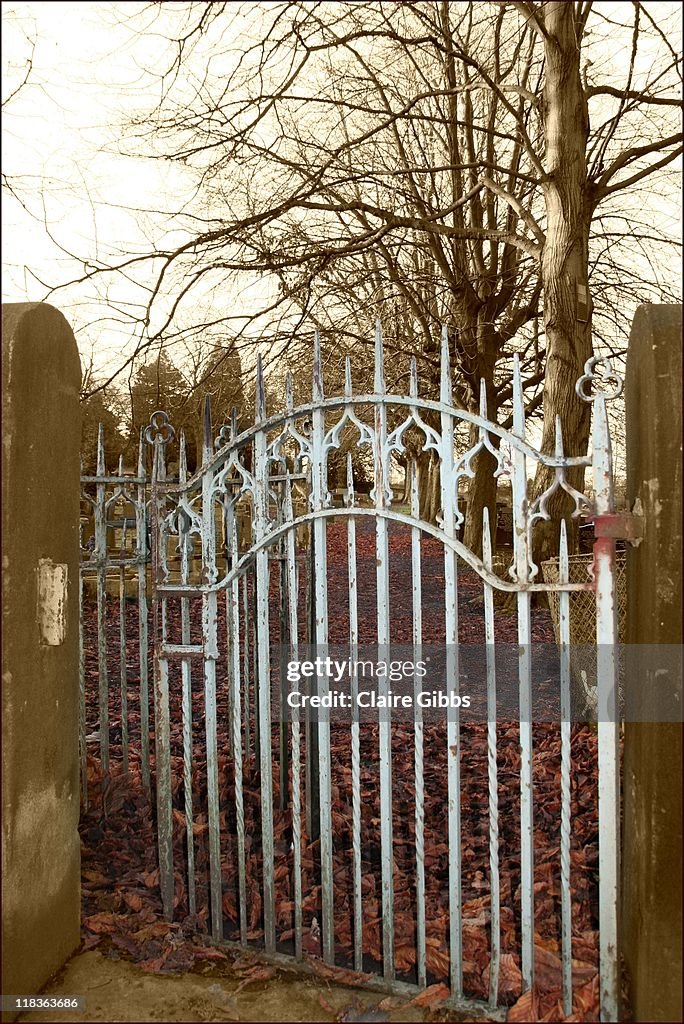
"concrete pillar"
622,304,682,1021
1,304,82,1009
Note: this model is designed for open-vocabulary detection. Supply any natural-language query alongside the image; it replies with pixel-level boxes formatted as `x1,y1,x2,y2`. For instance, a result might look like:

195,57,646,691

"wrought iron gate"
81,325,623,1020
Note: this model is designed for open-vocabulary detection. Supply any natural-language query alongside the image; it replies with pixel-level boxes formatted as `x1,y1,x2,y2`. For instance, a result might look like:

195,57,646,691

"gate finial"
144,410,175,447
440,326,451,404
576,355,623,403
479,377,488,419
256,353,266,420
179,430,188,482
137,428,145,478
512,354,525,436
374,320,385,395
409,355,419,399
313,330,324,401
202,395,213,464
97,422,105,475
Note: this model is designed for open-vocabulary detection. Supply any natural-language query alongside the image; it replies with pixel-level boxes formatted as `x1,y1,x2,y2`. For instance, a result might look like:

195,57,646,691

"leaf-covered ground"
80,520,601,1021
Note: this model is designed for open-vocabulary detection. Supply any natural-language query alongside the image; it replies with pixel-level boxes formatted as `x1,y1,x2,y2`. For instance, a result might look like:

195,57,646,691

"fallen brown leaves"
81,521,601,1021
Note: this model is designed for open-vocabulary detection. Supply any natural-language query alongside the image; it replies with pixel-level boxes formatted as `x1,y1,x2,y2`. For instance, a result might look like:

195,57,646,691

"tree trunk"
417,451,432,521
463,364,500,559
532,3,593,567
463,439,498,559
417,451,441,525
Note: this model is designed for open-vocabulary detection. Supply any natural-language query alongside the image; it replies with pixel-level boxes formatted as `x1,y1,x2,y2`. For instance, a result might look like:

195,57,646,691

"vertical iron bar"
592,396,620,1023
94,425,109,773
136,432,150,794
311,331,334,964
178,434,196,916
201,398,223,940
305,525,319,840
228,484,248,945
242,572,251,758
346,453,363,973
284,475,303,959
252,560,260,766
254,358,276,953
511,354,534,990
410,457,426,987
373,322,395,981
279,481,290,810
118,457,129,772
150,431,174,921
483,507,500,1008
440,328,462,997
559,518,573,1015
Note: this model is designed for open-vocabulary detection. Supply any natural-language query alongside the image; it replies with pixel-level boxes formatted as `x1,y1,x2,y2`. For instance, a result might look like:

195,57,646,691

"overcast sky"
3,4,189,371
2,2,272,379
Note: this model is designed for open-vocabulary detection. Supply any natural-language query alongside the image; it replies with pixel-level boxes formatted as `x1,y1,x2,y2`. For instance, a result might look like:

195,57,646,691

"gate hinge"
593,511,644,545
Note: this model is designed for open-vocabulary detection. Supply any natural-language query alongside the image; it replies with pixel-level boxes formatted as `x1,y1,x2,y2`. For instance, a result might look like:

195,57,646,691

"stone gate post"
2,304,82,1013
622,303,682,1022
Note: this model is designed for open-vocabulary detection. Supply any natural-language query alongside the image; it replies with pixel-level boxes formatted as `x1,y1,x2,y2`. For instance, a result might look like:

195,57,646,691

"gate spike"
440,325,451,404
374,320,385,395
554,415,565,459
313,330,324,401
479,377,488,419
512,353,525,437
285,371,294,413
137,428,145,478
345,356,352,398
179,430,187,483
256,353,266,421
230,406,238,437
482,505,492,566
118,454,124,477
409,356,418,399
97,423,105,475
559,518,569,580
203,395,213,465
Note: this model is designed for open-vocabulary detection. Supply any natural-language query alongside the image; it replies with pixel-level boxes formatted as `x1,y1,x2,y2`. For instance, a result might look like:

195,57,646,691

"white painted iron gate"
80,325,623,1020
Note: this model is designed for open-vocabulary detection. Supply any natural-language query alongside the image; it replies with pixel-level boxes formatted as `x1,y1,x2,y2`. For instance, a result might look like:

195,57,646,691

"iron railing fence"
79,325,624,1021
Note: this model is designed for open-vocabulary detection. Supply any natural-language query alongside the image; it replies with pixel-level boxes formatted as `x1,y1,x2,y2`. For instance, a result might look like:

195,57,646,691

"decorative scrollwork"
324,406,374,459
576,356,623,403
268,418,313,469
453,431,511,529
144,410,176,446
215,422,233,449
212,450,256,505
526,475,592,580
166,495,203,543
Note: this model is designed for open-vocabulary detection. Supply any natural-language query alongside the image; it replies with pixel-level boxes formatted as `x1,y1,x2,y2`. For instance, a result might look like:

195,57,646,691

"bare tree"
30,1,682,553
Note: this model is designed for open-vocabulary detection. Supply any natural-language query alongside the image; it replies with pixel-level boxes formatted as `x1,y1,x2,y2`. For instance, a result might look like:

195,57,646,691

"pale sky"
2,1,273,379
